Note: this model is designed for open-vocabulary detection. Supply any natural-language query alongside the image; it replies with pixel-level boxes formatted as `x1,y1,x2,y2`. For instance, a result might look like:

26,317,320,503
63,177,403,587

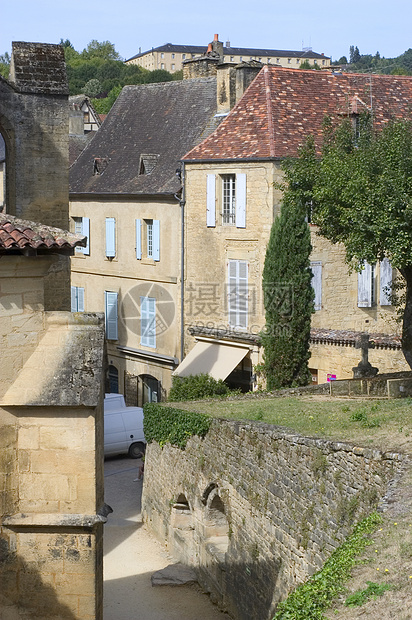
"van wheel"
129,442,145,459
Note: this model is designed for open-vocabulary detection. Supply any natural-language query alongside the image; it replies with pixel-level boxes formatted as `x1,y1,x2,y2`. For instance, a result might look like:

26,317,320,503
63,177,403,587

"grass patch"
344,581,392,607
272,512,382,619
166,396,412,451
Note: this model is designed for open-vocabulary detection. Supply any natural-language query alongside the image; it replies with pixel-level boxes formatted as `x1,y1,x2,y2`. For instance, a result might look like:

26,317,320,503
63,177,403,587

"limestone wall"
142,420,401,620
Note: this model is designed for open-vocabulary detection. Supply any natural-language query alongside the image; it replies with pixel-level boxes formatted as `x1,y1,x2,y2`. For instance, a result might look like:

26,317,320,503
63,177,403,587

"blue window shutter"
140,296,156,347
82,218,90,255
136,219,142,259
235,173,246,228
105,291,118,340
71,286,77,312
358,262,372,307
153,220,160,261
311,262,322,310
380,258,392,306
105,218,116,257
206,174,216,227
77,287,85,312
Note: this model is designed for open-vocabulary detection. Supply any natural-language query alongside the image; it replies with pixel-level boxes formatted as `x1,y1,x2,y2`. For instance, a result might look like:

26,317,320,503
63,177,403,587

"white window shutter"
71,286,77,312
358,262,372,307
380,258,392,306
77,287,85,312
105,218,116,257
311,262,322,311
135,219,142,260
235,173,246,228
153,220,160,261
140,296,156,347
105,291,118,340
228,260,248,328
82,218,90,255
206,174,216,227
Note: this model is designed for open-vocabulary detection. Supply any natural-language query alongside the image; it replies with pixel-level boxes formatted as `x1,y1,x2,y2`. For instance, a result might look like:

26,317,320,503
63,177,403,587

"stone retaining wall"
142,419,402,620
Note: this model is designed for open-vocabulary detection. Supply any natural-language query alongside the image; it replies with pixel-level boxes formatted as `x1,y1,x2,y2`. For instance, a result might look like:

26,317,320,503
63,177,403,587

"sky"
1,0,411,63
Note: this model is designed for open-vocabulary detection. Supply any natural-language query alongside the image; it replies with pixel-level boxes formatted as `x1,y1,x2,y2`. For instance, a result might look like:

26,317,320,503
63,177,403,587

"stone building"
125,34,330,73
0,42,105,619
177,66,412,386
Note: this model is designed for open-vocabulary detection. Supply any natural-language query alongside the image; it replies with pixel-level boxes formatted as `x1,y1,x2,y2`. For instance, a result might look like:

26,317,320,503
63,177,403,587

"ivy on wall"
143,403,212,449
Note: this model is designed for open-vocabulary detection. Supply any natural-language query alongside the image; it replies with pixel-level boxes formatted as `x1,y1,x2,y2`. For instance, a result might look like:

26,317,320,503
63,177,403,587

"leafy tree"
92,85,122,114
145,69,173,84
84,78,103,97
338,56,348,64
261,142,315,390
298,116,412,368
81,40,122,61
349,45,361,63
0,52,10,79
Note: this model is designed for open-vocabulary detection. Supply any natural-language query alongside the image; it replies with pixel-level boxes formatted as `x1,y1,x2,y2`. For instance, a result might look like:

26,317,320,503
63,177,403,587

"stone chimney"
235,60,263,103
216,64,236,114
211,34,224,58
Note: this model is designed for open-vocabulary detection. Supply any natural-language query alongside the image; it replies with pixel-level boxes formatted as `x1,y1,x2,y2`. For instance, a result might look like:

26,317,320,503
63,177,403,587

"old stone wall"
142,420,401,620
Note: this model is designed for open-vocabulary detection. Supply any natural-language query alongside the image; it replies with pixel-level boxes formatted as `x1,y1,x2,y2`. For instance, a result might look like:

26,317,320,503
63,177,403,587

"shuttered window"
105,217,116,258
380,258,392,306
105,291,118,340
235,173,246,228
136,219,142,259
228,260,248,328
135,219,160,260
206,174,216,227
71,286,84,312
73,217,90,255
310,262,322,311
358,262,375,308
140,296,156,348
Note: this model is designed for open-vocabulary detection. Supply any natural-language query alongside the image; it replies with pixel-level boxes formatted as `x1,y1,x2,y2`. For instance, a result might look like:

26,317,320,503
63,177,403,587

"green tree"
81,40,122,61
261,142,315,390
92,85,122,114
84,78,103,97
302,116,412,368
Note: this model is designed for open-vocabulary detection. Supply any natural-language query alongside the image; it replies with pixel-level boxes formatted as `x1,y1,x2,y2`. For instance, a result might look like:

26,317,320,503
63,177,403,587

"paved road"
103,456,229,620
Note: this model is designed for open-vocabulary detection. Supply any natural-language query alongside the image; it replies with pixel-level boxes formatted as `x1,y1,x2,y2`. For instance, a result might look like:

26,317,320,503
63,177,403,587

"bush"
168,373,230,401
143,403,211,449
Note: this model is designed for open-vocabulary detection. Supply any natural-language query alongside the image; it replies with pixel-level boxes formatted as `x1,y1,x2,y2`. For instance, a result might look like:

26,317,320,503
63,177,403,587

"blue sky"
1,0,411,62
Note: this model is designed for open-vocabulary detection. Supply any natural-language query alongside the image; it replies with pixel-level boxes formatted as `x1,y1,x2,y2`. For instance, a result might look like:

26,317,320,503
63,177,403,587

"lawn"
170,395,412,453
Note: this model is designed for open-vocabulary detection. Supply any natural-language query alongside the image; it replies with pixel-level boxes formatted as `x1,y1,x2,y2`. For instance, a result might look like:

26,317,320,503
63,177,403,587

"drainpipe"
175,161,186,362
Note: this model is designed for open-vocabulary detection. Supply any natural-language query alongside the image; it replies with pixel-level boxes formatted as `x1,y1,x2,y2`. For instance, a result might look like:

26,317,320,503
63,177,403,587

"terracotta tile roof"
0,214,86,253
184,66,412,161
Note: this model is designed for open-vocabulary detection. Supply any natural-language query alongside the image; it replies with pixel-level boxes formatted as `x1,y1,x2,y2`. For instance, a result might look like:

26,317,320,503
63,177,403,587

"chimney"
235,61,263,104
225,41,231,48
216,65,236,114
207,43,212,53
211,34,224,59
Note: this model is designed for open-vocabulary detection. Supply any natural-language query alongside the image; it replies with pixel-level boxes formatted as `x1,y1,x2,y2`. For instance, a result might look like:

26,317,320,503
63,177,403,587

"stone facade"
142,420,401,620
0,42,105,620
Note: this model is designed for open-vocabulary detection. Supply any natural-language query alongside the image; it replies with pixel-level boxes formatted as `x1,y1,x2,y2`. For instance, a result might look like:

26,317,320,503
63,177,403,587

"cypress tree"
261,188,314,390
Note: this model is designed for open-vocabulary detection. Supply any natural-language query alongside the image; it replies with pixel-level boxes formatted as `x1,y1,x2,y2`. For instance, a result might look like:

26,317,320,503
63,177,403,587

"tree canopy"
292,116,412,368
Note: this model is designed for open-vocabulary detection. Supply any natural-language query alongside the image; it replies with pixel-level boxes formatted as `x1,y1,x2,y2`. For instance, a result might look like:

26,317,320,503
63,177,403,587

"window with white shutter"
140,296,156,347
105,291,118,340
206,174,216,227
235,173,246,228
73,217,90,255
310,262,322,311
228,260,248,328
380,258,392,306
71,286,85,312
105,217,116,258
358,262,375,308
136,219,142,259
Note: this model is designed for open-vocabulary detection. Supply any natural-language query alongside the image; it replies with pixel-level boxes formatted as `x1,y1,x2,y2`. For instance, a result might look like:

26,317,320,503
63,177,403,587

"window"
73,217,90,255
105,217,116,258
171,63,175,70
230,56,234,61
358,262,375,307
310,262,322,310
172,53,175,59
222,174,236,224
296,59,300,64
135,218,160,260
141,296,156,347
239,56,243,62
276,58,280,63
161,63,165,69
161,52,164,59
288,58,291,64
228,260,248,329
139,153,159,175
71,286,84,312
182,53,186,59
206,173,246,228
380,258,392,306
107,365,119,393
105,291,118,340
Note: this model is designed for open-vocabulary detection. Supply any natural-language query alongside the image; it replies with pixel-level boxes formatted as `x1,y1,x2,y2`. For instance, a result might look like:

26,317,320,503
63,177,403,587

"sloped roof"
70,78,221,196
69,133,96,166
184,66,412,161
126,43,328,62
0,214,86,253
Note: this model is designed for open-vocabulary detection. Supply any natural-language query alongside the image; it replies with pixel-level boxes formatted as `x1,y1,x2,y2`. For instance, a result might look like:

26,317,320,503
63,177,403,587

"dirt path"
103,456,229,620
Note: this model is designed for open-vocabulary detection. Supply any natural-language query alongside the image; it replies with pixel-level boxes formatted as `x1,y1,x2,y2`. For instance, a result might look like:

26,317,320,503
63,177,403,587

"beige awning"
174,341,249,381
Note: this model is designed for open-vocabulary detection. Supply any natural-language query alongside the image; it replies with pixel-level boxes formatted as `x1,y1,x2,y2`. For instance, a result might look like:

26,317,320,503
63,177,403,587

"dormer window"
93,157,109,175
139,154,159,175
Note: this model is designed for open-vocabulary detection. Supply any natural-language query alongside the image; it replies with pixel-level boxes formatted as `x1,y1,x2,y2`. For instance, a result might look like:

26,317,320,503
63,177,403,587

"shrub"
143,403,211,449
168,373,230,401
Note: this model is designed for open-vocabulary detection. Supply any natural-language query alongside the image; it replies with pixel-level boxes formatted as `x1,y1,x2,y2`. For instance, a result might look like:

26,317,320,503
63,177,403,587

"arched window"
107,365,119,393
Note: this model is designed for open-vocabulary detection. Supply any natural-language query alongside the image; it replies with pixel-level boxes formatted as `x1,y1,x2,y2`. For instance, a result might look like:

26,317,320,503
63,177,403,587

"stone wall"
142,419,401,620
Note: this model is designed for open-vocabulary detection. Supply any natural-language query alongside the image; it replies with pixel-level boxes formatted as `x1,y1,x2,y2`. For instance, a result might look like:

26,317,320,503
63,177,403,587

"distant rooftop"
126,42,329,63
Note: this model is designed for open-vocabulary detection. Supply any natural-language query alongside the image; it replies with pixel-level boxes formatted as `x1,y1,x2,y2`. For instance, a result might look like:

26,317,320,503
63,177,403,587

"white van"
104,393,146,458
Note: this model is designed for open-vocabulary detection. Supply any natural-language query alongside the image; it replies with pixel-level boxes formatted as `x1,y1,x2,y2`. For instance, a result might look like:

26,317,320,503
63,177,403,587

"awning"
174,341,249,381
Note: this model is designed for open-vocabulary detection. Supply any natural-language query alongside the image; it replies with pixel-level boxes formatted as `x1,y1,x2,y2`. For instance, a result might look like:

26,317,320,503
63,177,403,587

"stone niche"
142,419,401,620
